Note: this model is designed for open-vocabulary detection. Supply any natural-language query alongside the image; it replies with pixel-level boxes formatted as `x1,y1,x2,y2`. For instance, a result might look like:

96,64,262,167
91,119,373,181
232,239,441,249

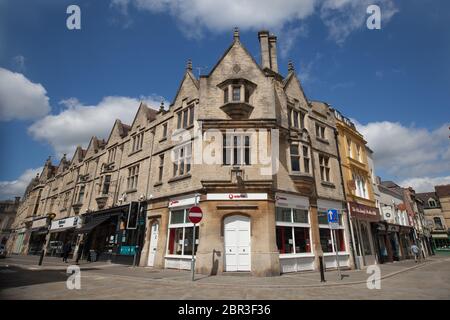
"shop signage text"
349,202,380,222
207,193,268,201
50,216,81,231
31,218,47,229
275,193,309,209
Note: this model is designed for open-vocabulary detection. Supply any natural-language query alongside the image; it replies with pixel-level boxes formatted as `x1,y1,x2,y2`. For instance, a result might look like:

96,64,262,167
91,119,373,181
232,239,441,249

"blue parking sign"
327,209,339,224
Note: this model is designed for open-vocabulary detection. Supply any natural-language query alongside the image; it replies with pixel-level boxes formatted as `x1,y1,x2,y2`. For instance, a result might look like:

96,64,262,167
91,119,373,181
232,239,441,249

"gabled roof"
283,70,309,104
70,146,86,165
435,184,450,198
207,37,265,79
171,70,199,107
105,119,132,145
129,102,158,130
416,192,441,208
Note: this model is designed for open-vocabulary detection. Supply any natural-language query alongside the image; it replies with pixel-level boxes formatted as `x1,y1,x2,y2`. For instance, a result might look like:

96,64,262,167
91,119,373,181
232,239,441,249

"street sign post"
188,199,202,281
327,209,342,280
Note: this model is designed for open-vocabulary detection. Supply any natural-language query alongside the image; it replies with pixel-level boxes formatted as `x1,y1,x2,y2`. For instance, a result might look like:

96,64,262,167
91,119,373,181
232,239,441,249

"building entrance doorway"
224,215,251,272
147,222,159,267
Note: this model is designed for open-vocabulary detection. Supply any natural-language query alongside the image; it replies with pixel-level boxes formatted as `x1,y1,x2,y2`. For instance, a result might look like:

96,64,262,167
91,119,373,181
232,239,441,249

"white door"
224,215,251,271
147,222,159,267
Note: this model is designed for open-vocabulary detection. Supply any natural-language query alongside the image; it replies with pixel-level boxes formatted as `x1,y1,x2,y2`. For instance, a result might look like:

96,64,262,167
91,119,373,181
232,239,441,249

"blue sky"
0,0,449,199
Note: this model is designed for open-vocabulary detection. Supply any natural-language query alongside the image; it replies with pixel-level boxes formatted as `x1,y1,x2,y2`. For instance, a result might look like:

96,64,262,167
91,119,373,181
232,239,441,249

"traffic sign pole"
334,229,342,280
189,194,201,281
191,222,196,281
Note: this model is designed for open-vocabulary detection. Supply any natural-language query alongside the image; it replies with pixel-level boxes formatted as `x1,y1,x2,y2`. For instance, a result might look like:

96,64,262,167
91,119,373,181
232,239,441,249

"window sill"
129,149,143,157
165,254,194,260
173,124,194,135
290,172,313,177
323,252,349,256
168,174,191,183
321,181,336,188
316,137,329,144
153,182,163,187
279,253,315,259
159,137,167,143
125,188,137,194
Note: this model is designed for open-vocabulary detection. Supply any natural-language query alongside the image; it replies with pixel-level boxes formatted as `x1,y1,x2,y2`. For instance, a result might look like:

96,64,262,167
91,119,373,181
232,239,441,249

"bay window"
290,143,311,174
275,207,311,254
167,209,199,256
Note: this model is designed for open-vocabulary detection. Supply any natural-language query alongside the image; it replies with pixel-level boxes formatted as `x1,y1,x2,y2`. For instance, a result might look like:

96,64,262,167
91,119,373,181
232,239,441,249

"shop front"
317,199,351,270
75,203,146,265
46,216,81,257
348,201,381,268
373,222,410,263
27,217,48,255
275,193,314,273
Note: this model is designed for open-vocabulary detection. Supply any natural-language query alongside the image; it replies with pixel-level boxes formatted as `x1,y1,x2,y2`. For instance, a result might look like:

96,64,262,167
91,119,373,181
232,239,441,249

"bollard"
319,256,326,282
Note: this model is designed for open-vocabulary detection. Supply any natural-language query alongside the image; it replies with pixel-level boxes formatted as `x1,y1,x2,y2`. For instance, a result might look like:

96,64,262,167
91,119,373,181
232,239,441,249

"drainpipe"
334,128,357,270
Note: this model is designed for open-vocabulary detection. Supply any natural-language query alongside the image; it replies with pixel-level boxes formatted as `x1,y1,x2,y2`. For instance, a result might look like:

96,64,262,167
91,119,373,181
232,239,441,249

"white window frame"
319,154,331,182
275,207,312,257
317,210,346,254
166,208,198,257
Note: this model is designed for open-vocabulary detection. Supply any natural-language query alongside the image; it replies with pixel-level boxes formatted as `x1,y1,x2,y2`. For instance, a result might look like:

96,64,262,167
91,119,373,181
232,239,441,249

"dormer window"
429,199,437,208
232,86,241,101
218,78,256,119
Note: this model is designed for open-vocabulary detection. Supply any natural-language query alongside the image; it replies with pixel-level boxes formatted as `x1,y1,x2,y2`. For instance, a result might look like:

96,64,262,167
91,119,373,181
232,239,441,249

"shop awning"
74,216,111,234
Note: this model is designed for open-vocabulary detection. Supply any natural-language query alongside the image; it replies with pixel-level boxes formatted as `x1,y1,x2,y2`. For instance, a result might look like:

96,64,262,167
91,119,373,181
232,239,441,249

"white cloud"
400,176,450,193
320,0,398,45
111,0,397,45
0,68,51,121
28,95,162,157
356,121,450,181
0,167,42,200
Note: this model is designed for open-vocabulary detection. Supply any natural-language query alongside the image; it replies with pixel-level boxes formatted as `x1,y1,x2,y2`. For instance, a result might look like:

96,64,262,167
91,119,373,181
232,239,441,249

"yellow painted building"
333,110,381,268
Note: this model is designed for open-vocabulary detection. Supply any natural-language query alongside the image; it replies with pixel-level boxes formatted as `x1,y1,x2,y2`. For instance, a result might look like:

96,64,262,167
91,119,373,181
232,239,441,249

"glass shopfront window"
167,208,199,256
275,207,311,254
318,210,346,253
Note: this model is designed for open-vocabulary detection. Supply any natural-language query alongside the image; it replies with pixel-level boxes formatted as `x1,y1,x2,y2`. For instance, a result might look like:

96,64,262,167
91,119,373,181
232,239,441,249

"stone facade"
8,30,351,276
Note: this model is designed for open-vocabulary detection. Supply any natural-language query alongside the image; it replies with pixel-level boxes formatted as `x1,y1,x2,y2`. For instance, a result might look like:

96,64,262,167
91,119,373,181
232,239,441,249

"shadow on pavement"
0,265,102,290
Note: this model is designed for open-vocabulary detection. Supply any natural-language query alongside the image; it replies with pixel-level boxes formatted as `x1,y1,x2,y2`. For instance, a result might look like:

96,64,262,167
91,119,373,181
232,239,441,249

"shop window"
275,207,311,254
360,223,372,255
223,134,251,166
318,210,345,253
167,208,199,256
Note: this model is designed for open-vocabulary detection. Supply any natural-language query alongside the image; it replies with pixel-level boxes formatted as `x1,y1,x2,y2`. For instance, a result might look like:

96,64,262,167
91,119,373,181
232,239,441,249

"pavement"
1,254,449,299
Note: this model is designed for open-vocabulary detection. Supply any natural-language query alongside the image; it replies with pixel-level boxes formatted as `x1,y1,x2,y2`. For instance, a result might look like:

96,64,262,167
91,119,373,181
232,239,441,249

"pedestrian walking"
62,241,72,263
410,243,420,263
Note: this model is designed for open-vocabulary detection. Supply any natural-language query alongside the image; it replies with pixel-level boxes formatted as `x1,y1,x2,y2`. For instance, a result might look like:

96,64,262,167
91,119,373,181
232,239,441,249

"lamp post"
38,212,56,266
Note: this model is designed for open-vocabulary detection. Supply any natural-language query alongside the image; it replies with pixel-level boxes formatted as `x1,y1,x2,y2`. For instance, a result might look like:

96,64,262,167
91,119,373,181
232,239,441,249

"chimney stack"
258,30,271,70
268,35,278,73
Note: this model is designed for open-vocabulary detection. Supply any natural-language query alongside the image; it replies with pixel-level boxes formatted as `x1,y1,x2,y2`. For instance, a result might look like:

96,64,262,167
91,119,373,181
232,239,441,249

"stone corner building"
8,29,353,276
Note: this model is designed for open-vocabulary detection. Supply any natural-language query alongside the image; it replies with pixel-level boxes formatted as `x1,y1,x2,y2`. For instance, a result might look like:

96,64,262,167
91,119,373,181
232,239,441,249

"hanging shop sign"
169,194,200,208
50,216,81,231
31,217,48,230
381,206,393,221
348,202,381,222
387,224,400,233
275,193,309,209
206,193,268,201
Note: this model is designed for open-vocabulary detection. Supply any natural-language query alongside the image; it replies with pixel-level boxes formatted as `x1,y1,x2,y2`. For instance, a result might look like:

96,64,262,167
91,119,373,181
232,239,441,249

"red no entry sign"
188,206,203,224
